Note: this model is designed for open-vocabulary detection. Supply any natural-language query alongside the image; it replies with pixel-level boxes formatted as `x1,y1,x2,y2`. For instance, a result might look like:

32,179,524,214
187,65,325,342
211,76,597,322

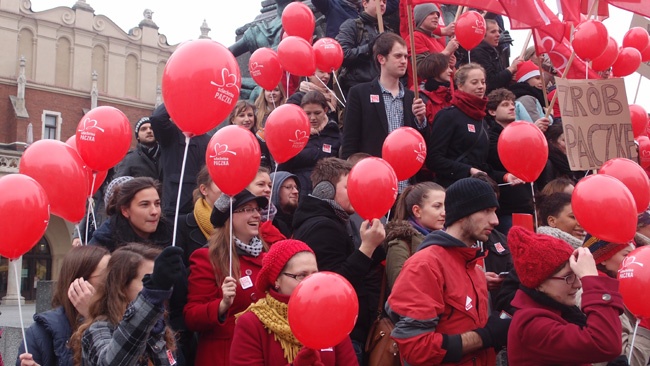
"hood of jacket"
417,230,485,262
270,171,300,208
292,195,341,229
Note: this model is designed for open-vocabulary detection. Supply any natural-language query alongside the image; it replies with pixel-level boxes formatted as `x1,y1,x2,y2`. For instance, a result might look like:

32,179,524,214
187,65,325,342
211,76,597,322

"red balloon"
641,44,650,63
75,106,131,172
599,158,650,213
382,127,426,181
497,121,548,182
281,1,315,42
591,37,619,72
572,20,608,61
163,39,241,136
313,38,344,72
618,246,650,318
572,174,637,244
206,125,261,196
0,174,50,260
348,157,398,220
455,11,486,51
66,136,108,195
288,272,358,349
264,104,310,164
630,104,648,139
20,140,89,222
611,47,642,77
249,48,283,91
278,36,316,77
623,27,650,53
638,136,650,170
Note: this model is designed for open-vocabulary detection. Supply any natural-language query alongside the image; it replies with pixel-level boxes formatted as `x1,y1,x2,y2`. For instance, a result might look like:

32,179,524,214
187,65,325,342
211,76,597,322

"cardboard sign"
556,78,637,170
630,15,650,80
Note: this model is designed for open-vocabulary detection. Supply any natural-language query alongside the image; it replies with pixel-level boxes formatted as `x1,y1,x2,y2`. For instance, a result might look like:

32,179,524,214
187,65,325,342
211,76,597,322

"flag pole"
407,1,419,99
532,35,549,109
454,6,465,22
519,31,533,59
376,0,385,33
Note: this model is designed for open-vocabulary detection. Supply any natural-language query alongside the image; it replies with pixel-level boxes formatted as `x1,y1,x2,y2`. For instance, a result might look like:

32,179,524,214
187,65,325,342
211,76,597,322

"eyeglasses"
549,273,578,285
233,207,262,214
282,185,299,191
282,272,309,281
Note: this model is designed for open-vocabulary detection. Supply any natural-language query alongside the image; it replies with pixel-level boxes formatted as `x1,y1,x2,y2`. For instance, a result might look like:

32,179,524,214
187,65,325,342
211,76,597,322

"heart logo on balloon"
621,255,645,269
77,118,105,133
249,62,264,77
473,19,485,34
211,68,240,92
414,142,426,163
290,130,309,149
210,143,237,158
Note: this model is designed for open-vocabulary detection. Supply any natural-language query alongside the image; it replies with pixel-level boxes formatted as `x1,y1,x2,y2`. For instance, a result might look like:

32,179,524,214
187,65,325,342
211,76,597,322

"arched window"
92,45,107,93
17,28,35,79
55,37,71,87
125,54,138,98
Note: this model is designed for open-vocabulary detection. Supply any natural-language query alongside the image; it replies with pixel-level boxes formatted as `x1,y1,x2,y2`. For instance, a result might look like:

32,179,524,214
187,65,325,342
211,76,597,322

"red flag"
407,0,506,16
558,0,583,23
607,0,650,18
533,28,601,79
499,0,561,29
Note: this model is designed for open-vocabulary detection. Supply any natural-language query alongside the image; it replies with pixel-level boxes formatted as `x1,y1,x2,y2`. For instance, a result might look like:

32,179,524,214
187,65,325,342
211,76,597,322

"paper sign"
556,78,637,171
630,15,650,80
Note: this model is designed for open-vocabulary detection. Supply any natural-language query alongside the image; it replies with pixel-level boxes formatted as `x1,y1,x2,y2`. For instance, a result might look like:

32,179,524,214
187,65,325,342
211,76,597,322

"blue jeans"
352,339,365,366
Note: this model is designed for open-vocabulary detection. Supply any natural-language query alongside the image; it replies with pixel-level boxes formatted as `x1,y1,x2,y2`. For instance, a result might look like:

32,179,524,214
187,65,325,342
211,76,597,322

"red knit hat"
508,226,575,289
255,239,314,293
515,60,540,83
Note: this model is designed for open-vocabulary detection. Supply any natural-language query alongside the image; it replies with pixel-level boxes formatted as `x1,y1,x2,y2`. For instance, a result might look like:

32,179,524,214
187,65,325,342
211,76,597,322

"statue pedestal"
2,257,24,305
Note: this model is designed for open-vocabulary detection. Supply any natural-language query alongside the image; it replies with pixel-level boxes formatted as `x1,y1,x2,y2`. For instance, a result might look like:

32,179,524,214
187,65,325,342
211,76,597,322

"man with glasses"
387,177,511,365
270,171,301,238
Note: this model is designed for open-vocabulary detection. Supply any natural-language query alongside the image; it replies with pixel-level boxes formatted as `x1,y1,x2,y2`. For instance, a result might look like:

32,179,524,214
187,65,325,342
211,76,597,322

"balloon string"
13,261,28,354
531,182,539,231
272,98,276,110
75,224,81,242
629,318,641,365
84,172,97,245
332,72,347,103
634,74,642,104
229,196,234,278
267,164,280,222
386,209,391,223
286,73,290,100
171,134,191,247
468,50,471,64
585,60,588,80
315,75,346,108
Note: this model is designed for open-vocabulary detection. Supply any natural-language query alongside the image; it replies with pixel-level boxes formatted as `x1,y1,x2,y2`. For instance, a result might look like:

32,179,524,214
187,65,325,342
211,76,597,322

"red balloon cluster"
205,125,261,196
162,39,241,136
313,38,344,72
288,272,358,349
455,11,486,51
497,121,548,182
0,174,50,260
618,246,650,318
281,2,315,43
572,20,609,61
264,104,310,163
598,158,650,213
612,47,642,77
382,127,426,181
348,157,398,220
278,36,316,77
591,37,619,72
75,106,131,172
623,27,650,54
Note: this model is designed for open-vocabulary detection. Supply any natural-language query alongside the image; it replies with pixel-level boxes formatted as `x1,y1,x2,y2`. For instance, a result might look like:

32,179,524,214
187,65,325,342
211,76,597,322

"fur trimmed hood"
383,220,421,250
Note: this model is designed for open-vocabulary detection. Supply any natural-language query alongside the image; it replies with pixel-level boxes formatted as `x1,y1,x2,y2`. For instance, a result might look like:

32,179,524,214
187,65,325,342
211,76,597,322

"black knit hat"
445,178,500,227
134,117,150,140
210,189,268,228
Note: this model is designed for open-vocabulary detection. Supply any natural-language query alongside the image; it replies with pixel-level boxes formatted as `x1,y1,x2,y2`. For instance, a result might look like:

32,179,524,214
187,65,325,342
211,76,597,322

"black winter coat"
292,195,384,344
470,41,513,93
16,307,72,366
278,121,341,197
175,212,208,267
114,143,160,180
89,214,173,252
484,229,514,310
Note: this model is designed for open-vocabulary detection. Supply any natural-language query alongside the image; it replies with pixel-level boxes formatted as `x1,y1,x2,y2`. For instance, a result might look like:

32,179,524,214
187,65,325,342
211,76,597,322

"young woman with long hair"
254,84,286,127
228,100,274,169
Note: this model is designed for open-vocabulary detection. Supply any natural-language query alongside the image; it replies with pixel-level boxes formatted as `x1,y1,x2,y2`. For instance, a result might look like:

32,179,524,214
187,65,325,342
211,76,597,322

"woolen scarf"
193,198,214,239
536,226,583,249
520,286,587,327
451,90,488,121
234,236,264,257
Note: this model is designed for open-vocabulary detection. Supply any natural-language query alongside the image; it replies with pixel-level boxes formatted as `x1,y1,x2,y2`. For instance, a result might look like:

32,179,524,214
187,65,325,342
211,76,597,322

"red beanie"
508,226,575,289
515,60,540,83
255,239,314,293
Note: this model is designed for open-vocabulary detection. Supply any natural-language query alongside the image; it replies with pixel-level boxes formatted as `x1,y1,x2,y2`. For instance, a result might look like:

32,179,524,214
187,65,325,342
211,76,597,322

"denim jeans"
352,339,365,366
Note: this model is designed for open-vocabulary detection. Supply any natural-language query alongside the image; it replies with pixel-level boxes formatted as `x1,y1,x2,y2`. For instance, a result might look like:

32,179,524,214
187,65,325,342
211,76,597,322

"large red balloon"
206,125,261,196
572,174,637,244
163,39,241,136
455,11,486,51
0,174,50,260
278,36,316,77
249,48,283,91
572,20,608,61
599,158,650,213
20,140,88,222
264,104,310,164
313,38,344,72
611,47,642,77
288,272,358,349
630,104,648,139
382,127,426,181
641,44,650,63
75,106,131,172
638,136,650,170
348,157,398,220
618,246,650,318
281,1,315,42
497,121,548,182
623,27,650,53
591,37,619,72
66,136,108,195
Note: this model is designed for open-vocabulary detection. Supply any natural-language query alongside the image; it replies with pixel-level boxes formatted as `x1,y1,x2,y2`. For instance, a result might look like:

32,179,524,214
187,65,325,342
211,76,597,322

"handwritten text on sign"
556,78,636,170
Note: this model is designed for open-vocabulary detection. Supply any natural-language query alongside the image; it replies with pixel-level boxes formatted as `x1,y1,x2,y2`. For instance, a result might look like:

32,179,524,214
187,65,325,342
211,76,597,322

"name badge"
370,94,380,103
467,124,476,133
166,350,177,365
323,144,332,153
240,275,253,289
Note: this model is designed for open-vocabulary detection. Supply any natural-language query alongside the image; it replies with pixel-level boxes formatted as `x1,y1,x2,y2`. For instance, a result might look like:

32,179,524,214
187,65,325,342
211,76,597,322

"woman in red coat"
231,239,358,365
184,189,269,365
507,227,625,366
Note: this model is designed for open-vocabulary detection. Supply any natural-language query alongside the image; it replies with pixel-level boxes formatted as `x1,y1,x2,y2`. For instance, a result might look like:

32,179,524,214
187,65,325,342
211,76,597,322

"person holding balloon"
254,85,286,128
246,166,289,245
184,190,269,366
230,239,358,365
506,227,625,365
411,4,459,70
228,100,274,170
17,246,110,366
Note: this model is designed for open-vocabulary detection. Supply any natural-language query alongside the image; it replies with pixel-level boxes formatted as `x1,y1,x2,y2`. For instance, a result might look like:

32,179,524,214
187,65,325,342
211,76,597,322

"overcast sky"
32,1,648,110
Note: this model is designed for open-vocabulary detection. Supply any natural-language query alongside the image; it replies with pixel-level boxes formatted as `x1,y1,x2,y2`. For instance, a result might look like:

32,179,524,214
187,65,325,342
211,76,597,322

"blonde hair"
254,84,287,129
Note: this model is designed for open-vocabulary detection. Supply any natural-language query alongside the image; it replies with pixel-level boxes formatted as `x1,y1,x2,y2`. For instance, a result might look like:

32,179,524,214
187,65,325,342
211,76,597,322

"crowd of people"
15,1,649,366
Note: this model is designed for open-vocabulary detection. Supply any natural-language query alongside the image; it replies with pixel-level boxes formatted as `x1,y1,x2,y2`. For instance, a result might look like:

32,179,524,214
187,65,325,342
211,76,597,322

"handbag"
365,268,401,366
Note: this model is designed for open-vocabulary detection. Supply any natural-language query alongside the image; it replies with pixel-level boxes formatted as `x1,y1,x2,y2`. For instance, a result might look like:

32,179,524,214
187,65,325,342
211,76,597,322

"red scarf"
451,90,488,121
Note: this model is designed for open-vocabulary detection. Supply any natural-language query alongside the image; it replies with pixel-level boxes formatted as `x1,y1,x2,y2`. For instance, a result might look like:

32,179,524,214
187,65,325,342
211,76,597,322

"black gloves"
606,355,629,366
148,246,184,291
474,312,511,350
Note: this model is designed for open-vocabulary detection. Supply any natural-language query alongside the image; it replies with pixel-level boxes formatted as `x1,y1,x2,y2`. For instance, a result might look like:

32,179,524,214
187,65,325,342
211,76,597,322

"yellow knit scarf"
237,293,302,363
193,198,214,239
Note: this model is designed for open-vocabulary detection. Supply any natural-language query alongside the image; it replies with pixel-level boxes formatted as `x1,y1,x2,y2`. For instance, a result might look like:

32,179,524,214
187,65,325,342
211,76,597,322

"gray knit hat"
444,178,499,227
104,176,134,207
414,3,440,28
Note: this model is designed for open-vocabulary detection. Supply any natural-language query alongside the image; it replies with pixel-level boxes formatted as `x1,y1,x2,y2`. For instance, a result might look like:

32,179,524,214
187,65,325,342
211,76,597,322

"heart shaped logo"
212,68,240,92
249,62,263,72
294,130,308,141
210,143,237,158
78,118,105,133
